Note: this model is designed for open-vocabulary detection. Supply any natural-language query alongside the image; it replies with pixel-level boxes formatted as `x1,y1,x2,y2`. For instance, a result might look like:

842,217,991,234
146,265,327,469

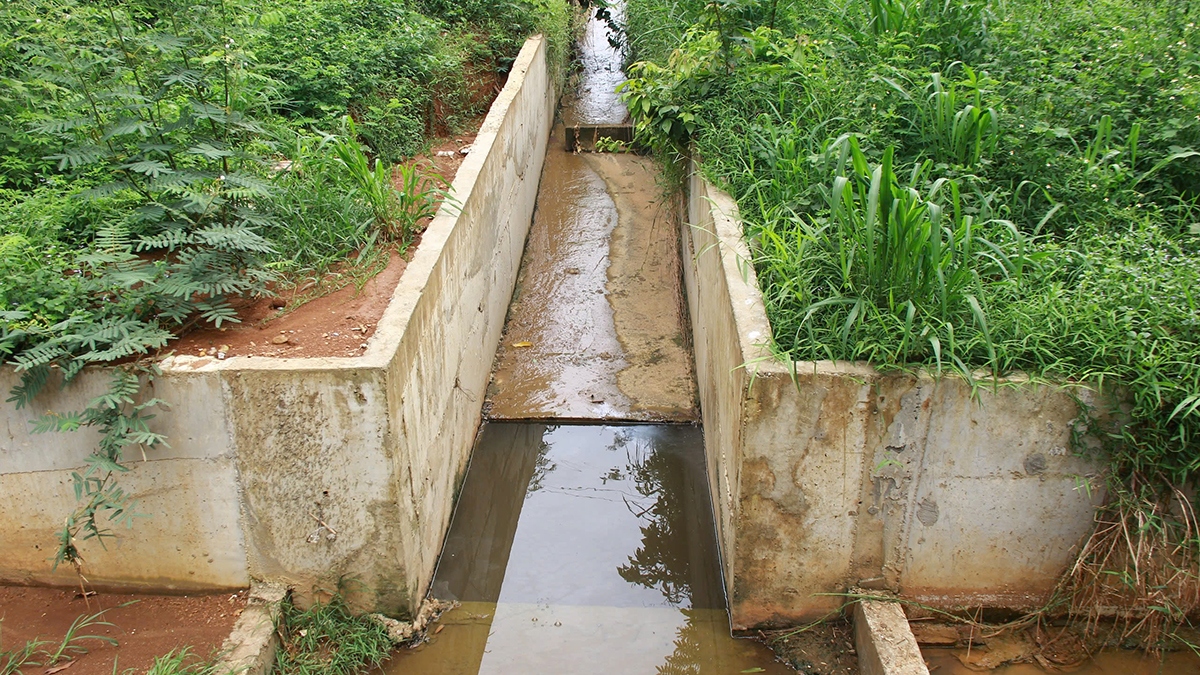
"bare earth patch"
171,128,479,360
760,622,859,675
0,586,247,675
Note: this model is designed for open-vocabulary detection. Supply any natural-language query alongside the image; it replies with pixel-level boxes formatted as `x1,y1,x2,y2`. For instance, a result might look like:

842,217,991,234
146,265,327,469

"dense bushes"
623,0,1200,627
623,0,1200,476
0,0,569,570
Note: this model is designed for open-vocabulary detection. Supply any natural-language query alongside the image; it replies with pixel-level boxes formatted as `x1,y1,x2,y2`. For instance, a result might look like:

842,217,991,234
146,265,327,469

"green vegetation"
141,648,218,675
0,0,570,572
275,594,395,675
0,608,119,674
623,0,1200,631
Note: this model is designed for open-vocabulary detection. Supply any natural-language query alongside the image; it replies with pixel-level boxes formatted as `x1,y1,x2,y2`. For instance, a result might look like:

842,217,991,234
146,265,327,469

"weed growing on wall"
622,0,1200,638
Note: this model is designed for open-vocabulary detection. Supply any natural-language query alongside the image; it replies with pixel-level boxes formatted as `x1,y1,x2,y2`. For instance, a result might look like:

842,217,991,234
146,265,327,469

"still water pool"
382,424,790,674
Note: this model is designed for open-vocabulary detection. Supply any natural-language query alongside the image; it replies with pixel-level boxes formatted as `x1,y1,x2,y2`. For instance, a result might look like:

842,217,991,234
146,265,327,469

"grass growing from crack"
274,595,394,675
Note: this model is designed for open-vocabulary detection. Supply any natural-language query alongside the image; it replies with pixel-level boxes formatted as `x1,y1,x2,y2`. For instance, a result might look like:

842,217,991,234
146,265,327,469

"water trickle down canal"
383,6,791,674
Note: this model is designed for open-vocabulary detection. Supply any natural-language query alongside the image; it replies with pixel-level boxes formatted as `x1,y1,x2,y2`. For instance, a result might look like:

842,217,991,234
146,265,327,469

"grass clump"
275,595,395,675
0,608,118,675
622,0,1200,639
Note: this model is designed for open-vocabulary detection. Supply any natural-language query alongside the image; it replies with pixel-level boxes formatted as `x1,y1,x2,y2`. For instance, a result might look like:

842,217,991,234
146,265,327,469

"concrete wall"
681,167,1107,630
0,36,555,616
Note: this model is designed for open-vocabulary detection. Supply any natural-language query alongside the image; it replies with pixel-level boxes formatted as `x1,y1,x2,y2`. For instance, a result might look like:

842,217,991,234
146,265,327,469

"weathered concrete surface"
485,131,697,421
681,166,1107,628
854,600,930,675
214,582,286,675
0,36,555,615
0,366,248,591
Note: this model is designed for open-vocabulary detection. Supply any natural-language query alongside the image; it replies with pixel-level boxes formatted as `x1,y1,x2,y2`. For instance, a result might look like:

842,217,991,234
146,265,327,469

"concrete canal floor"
484,129,697,422
484,0,696,423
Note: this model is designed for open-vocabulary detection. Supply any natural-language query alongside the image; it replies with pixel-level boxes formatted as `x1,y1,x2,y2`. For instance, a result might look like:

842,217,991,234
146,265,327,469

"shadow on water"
383,424,791,674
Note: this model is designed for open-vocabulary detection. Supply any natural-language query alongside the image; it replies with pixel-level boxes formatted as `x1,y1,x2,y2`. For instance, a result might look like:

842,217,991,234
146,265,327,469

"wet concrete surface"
485,0,696,422
382,424,791,674
484,125,698,422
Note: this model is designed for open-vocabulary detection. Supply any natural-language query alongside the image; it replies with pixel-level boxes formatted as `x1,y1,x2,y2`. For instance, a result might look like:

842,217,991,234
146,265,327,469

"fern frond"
46,144,107,170
8,364,51,409
33,411,83,434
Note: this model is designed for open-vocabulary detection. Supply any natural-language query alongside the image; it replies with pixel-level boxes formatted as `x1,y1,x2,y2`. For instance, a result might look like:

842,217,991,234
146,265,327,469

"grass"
622,0,1200,637
0,608,120,675
274,595,395,675
140,648,217,675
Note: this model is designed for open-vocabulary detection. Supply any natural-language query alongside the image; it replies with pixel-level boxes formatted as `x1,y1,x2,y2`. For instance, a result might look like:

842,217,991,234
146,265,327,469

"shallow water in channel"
381,424,789,674
923,646,1200,674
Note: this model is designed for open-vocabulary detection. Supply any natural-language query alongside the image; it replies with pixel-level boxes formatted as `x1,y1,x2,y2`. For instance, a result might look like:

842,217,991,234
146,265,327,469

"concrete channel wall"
680,166,1108,629
0,36,555,616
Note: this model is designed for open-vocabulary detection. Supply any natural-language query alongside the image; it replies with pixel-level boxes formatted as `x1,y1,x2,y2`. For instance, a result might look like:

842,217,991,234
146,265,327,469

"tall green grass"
623,0,1200,594
275,595,394,675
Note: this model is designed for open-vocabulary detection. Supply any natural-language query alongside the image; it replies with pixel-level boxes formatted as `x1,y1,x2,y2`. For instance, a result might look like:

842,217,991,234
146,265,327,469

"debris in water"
956,631,1035,670
565,267,581,274
910,623,959,646
512,341,533,348
371,598,458,644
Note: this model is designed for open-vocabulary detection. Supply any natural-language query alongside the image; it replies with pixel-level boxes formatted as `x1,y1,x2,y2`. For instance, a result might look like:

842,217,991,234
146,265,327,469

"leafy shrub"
0,0,570,573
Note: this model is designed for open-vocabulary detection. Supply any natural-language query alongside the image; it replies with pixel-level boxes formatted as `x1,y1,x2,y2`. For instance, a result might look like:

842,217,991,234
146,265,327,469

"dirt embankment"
173,130,479,360
0,586,247,675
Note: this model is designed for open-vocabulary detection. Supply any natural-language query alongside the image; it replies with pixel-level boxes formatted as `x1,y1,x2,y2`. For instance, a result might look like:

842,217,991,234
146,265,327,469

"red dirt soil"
172,128,479,360
0,586,247,675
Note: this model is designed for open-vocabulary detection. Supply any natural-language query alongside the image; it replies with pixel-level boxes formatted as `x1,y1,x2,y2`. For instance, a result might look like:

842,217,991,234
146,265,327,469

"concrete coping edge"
214,581,286,675
854,599,931,675
157,34,549,378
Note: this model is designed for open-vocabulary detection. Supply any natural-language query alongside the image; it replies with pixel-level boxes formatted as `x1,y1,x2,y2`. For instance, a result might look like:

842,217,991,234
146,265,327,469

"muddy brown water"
561,3,628,127
382,424,790,674
484,125,697,422
487,0,696,422
924,647,1200,674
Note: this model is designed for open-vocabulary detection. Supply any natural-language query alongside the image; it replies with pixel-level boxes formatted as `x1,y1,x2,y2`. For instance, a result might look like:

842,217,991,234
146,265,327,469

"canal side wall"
680,166,1107,629
0,35,555,616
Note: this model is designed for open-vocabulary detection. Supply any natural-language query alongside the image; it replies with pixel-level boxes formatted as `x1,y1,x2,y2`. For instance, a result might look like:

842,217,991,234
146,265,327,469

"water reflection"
615,427,722,610
387,424,789,675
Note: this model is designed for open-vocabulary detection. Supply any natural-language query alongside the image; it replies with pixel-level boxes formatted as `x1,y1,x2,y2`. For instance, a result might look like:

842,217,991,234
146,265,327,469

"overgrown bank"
0,0,570,573
621,0,1200,640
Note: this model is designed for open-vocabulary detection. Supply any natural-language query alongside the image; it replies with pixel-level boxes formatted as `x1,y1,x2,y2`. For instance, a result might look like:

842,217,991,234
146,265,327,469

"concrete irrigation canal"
387,8,787,672
11,3,1195,674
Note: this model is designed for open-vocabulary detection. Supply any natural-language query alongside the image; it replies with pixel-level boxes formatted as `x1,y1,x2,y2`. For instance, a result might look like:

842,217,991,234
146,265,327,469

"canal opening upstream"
384,5,789,673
